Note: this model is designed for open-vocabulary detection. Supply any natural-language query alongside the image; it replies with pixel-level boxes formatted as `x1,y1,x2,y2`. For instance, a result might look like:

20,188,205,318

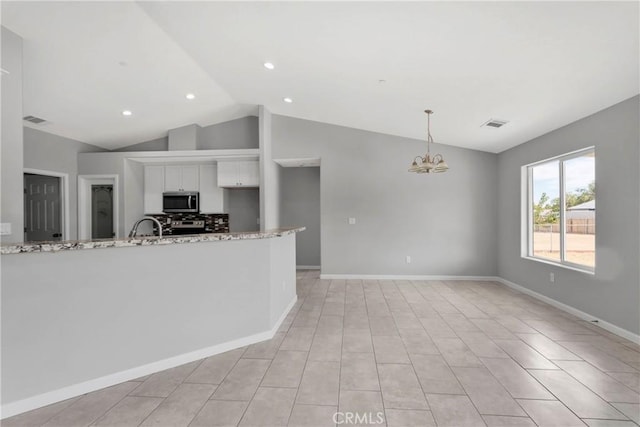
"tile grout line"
413,279,490,427
283,276,330,426
134,356,205,427
334,278,349,427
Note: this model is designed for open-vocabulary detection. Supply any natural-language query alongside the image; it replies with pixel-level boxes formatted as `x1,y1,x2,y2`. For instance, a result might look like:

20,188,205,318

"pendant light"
408,110,449,174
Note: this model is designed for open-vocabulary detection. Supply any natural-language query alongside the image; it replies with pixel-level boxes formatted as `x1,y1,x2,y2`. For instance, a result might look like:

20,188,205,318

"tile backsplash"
149,213,229,234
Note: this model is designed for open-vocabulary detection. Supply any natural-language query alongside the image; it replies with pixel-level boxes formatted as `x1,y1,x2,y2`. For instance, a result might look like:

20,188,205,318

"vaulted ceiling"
2,1,638,152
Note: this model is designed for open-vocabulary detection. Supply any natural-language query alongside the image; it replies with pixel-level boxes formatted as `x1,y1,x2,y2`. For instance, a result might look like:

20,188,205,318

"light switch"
348,218,356,225
0,223,12,235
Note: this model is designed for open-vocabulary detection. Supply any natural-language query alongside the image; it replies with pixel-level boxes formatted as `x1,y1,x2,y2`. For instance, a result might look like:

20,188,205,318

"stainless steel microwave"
162,192,199,213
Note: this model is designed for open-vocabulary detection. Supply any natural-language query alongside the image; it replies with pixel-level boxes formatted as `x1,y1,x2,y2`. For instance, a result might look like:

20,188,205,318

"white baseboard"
495,277,640,345
297,265,321,270
319,274,497,281
0,296,297,420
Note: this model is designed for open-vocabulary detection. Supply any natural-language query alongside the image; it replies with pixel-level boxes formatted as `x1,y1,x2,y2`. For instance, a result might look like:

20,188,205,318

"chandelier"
408,109,449,174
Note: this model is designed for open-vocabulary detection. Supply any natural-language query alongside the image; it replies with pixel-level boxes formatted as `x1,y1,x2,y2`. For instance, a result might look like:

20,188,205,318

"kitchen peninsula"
0,227,303,417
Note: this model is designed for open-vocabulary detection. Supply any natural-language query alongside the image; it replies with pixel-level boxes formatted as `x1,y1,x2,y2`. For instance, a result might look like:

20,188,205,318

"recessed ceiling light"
186,93,195,100
264,62,275,70
283,97,293,103
122,110,132,116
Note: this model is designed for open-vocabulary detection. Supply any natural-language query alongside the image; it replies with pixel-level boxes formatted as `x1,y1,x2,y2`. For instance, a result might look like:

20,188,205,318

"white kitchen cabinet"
144,165,165,214
164,165,199,191
217,160,259,188
199,164,226,213
181,166,199,191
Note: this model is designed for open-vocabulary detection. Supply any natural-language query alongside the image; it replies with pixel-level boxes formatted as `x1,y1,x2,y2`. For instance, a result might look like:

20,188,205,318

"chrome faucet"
129,216,163,238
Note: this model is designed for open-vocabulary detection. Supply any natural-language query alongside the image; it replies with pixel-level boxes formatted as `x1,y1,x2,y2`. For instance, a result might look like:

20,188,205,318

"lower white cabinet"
217,160,259,187
199,164,225,213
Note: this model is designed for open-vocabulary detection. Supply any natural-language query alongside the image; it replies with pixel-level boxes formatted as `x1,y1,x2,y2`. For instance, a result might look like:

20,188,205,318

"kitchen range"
151,211,230,235
141,191,231,236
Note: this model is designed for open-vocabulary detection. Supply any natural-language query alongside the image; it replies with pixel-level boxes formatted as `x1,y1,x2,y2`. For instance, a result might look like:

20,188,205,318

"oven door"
162,192,199,213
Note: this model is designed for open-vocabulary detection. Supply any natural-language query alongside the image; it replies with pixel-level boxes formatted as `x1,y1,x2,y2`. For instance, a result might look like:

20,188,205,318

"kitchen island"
0,228,303,418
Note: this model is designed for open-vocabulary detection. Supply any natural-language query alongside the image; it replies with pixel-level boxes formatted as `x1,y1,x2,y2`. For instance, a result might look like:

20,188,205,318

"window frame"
521,147,595,274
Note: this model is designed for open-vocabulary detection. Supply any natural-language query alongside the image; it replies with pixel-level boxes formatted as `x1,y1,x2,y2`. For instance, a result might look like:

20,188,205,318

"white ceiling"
2,1,638,152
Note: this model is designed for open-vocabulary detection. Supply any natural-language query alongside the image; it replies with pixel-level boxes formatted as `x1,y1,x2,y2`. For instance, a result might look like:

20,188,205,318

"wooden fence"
534,219,595,235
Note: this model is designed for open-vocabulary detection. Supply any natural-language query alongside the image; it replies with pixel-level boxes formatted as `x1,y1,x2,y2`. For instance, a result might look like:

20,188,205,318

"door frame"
78,175,119,240
23,168,70,241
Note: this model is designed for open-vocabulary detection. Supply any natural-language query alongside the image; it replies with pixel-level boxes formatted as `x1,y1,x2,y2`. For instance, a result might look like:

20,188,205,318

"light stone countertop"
0,227,305,255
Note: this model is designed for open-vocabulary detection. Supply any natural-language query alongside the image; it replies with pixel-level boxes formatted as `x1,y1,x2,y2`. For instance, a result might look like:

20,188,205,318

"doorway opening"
279,163,321,270
78,175,119,240
23,169,70,242
91,185,114,239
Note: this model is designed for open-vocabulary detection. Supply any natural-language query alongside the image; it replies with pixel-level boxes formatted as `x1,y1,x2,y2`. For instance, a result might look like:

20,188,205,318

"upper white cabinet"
199,165,225,213
218,161,259,188
144,164,228,214
164,165,199,192
144,165,165,214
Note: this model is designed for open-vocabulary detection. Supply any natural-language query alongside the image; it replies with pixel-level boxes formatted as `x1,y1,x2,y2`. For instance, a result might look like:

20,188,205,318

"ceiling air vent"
23,115,47,124
482,119,508,128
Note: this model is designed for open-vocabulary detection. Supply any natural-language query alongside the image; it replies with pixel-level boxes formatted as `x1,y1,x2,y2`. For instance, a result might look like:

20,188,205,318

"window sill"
521,256,595,275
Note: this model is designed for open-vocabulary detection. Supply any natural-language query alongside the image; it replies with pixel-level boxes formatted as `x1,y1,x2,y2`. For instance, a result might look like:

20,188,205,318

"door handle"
52,233,61,238
187,195,192,209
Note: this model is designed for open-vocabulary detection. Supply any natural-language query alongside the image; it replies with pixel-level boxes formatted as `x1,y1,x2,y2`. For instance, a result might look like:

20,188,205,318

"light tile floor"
4,270,640,426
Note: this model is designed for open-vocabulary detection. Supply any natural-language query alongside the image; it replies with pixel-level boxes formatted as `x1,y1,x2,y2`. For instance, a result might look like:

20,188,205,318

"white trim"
1,295,297,420
274,158,321,168
123,148,260,164
496,277,640,344
525,146,596,168
319,274,497,281
521,256,595,275
522,165,532,257
522,146,596,272
23,168,70,241
297,265,321,270
78,175,119,240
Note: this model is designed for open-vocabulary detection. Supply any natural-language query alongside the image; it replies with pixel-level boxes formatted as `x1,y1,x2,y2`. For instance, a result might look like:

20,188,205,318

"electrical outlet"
549,272,555,283
256,218,260,225
406,256,411,264
348,217,356,225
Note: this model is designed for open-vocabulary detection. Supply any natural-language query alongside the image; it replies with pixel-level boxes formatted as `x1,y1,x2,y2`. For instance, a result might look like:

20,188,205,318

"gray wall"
24,128,105,240
114,117,258,152
280,167,321,267
227,189,260,232
497,96,640,335
78,152,144,238
272,115,499,276
115,136,168,152
198,116,258,150
1,27,24,243
169,124,199,151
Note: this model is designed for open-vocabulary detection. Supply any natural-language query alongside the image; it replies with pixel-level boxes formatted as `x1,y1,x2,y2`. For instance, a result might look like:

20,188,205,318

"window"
524,148,595,272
